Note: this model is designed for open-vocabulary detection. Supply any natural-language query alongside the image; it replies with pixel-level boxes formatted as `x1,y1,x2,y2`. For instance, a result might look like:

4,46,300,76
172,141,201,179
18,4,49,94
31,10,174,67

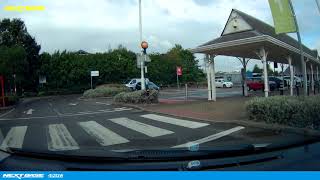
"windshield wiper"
2,144,268,162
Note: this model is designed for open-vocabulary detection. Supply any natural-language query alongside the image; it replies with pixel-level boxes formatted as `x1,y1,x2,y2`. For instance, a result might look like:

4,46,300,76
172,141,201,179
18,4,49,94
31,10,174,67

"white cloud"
0,0,318,72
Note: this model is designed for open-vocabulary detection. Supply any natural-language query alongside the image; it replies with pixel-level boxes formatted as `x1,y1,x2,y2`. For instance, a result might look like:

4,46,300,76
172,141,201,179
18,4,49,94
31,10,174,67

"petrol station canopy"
191,9,319,68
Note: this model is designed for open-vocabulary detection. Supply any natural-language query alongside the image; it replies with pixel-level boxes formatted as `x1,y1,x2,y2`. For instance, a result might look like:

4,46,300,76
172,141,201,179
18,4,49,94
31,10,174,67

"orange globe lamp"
141,41,148,50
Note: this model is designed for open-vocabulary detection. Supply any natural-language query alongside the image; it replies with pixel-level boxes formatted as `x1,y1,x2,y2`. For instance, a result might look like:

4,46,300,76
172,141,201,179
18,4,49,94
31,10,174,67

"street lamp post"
139,0,146,90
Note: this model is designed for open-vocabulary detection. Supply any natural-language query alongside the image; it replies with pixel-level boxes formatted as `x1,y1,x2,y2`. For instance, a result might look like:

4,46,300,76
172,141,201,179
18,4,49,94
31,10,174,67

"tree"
0,18,41,92
0,45,27,94
252,64,262,73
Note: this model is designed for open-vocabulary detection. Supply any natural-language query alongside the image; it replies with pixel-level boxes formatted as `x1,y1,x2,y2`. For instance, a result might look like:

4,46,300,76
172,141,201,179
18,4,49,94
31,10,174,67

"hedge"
246,96,320,130
113,90,159,104
83,84,129,98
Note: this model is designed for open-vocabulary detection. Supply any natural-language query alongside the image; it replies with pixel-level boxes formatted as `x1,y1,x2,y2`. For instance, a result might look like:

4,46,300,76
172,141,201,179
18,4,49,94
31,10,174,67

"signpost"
90,71,99,89
176,66,182,89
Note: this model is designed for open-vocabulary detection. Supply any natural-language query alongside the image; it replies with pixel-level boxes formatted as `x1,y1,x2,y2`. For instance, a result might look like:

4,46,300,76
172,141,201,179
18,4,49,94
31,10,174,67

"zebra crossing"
0,114,245,152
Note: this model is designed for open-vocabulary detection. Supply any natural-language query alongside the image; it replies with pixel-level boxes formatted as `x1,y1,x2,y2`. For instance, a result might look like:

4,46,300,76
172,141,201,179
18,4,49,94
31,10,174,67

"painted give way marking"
0,126,28,150
141,114,209,129
172,126,245,148
79,121,129,146
109,117,174,137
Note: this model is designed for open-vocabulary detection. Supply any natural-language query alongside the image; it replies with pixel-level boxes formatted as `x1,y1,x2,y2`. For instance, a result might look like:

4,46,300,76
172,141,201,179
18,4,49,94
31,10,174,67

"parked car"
283,76,302,86
148,82,160,91
246,77,276,91
125,78,149,91
269,76,287,88
215,79,233,88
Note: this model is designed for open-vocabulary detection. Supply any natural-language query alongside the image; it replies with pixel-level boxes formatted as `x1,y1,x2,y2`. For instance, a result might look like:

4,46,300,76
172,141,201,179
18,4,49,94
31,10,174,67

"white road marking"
26,109,34,115
96,102,110,106
79,121,129,146
109,118,174,137
47,124,79,151
0,108,15,118
69,103,78,106
0,126,28,150
0,129,4,145
172,126,245,148
141,114,209,129
0,108,133,121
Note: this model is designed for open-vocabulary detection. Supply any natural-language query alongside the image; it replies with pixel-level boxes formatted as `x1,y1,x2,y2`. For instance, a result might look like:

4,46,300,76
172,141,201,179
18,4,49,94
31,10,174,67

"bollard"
296,85,299,96
185,84,188,101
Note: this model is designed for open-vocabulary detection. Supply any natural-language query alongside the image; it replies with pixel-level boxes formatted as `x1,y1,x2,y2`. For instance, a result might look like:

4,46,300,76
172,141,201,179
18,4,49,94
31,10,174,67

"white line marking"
69,103,78,106
79,121,129,146
109,118,174,137
26,109,34,115
141,114,209,129
47,124,79,151
0,108,133,121
172,126,245,148
0,126,28,150
96,102,110,106
0,108,15,118
0,129,3,143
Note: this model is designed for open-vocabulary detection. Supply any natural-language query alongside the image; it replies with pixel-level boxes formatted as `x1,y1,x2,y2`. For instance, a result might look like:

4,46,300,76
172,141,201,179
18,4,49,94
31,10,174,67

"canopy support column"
287,56,294,96
303,59,308,95
205,54,212,101
311,64,314,93
256,47,269,97
210,55,216,101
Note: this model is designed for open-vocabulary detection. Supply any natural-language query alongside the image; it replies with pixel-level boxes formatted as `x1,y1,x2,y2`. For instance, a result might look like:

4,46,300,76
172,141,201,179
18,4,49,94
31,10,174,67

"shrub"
246,96,320,130
0,95,20,106
83,84,129,98
113,90,159,104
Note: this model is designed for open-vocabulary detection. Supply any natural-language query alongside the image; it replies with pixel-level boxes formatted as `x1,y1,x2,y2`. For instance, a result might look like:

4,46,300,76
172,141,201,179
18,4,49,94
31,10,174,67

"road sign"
91,71,99,77
177,66,182,76
39,76,46,84
137,54,151,68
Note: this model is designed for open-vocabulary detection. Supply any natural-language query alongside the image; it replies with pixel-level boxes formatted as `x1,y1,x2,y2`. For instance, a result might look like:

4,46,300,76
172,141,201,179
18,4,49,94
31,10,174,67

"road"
0,95,310,156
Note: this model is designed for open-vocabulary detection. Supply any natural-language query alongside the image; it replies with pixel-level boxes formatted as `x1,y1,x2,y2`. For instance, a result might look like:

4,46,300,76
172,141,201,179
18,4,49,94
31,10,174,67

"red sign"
176,66,182,76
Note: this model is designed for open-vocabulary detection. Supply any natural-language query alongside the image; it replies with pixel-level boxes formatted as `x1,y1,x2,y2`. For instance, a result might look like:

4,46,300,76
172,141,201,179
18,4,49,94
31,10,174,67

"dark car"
148,82,160,91
269,77,287,88
135,82,159,91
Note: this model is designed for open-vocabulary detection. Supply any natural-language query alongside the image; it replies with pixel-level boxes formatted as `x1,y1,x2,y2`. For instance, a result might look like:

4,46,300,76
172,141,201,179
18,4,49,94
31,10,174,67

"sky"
1,0,319,72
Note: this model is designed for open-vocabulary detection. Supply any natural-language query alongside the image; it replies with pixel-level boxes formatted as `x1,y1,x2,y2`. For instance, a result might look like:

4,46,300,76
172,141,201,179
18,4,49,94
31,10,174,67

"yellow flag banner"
268,0,297,34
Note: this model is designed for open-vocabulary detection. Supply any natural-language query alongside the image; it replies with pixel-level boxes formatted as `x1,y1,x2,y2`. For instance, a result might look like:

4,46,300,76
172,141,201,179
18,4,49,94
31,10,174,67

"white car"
215,79,233,88
125,78,149,90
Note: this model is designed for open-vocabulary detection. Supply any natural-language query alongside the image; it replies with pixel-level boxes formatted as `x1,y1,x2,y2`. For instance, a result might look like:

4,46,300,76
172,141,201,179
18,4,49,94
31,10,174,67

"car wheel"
223,84,227,88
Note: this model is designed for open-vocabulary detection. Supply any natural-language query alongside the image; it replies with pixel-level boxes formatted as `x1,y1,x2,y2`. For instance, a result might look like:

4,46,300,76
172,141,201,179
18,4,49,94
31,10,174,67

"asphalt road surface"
0,95,309,156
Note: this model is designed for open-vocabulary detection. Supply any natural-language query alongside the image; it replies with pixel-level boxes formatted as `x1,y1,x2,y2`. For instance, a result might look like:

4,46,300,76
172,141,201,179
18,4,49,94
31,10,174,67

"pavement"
0,94,317,157
159,87,243,101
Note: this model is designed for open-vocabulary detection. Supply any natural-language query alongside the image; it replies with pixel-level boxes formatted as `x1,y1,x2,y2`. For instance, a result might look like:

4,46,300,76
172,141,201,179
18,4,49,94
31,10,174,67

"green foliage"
113,90,159,104
246,96,320,130
148,45,205,86
0,18,204,96
83,84,129,98
252,64,275,76
252,64,262,73
0,18,41,92
1,95,20,106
